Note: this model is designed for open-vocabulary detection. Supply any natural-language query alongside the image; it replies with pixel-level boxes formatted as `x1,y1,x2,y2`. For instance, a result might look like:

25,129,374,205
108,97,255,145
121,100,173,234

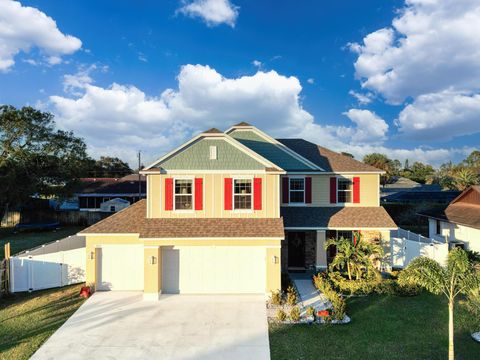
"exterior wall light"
271,255,278,264
149,256,157,265
89,251,95,260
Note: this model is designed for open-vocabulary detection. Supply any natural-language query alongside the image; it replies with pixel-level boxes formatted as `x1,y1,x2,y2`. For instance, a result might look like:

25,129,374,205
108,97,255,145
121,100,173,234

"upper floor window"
337,178,352,203
234,179,252,210
289,178,305,203
175,179,193,210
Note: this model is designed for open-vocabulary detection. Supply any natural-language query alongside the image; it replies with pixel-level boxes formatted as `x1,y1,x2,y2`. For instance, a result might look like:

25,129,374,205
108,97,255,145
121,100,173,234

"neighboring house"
419,185,480,252
76,174,146,211
79,123,396,299
99,198,130,213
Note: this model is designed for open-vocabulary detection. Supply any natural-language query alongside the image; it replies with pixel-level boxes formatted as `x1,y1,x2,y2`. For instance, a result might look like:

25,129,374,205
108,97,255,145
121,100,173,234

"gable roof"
226,127,322,171
277,138,383,173
418,186,480,229
143,129,283,173
79,200,285,238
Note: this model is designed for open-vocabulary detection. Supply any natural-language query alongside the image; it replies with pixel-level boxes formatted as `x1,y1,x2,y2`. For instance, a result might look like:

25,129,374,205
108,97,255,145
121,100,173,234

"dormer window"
174,179,193,210
289,178,305,203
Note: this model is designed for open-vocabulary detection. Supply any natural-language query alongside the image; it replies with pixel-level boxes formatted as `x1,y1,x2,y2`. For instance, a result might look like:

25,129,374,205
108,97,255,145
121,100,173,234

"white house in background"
419,185,480,253
99,198,130,213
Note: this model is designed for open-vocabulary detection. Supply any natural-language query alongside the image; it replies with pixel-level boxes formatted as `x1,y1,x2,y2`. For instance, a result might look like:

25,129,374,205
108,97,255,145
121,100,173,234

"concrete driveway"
31,292,270,360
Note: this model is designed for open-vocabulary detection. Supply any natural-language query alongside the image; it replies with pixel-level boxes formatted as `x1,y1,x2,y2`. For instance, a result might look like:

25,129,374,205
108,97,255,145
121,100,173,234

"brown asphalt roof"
79,200,285,238
277,138,382,172
281,206,397,229
203,128,222,134
234,121,252,126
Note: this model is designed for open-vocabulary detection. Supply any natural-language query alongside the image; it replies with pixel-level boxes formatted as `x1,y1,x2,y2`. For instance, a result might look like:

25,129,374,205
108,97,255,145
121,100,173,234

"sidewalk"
290,273,330,314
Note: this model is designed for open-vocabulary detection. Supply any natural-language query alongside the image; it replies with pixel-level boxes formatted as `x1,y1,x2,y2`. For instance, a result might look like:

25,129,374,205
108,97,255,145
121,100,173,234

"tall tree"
0,105,91,214
89,156,133,177
401,248,480,360
363,153,396,185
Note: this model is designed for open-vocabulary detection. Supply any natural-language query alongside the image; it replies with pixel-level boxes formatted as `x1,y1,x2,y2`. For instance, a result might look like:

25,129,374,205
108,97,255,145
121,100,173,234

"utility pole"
138,150,142,200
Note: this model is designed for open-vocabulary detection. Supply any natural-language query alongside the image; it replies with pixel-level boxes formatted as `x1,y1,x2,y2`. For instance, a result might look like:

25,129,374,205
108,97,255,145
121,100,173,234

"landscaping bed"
269,292,479,360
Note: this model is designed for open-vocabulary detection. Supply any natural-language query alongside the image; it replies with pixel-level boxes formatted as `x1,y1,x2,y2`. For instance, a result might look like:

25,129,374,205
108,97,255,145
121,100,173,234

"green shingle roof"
229,130,314,171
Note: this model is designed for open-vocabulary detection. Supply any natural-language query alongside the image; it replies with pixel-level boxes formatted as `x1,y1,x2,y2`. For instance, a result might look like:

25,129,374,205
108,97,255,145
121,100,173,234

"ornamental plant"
276,309,287,322
286,286,297,305
401,248,480,360
290,306,300,322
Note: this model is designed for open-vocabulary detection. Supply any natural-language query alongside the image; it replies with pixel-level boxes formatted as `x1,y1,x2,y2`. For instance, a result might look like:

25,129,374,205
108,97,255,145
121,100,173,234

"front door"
288,232,305,268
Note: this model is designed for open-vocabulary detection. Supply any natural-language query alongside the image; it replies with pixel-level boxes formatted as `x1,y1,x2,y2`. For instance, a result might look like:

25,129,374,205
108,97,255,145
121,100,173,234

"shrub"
306,306,315,317
328,271,381,295
313,272,347,321
276,309,287,322
286,286,297,305
270,290,283,305
374,279,397,295
290,306,301,322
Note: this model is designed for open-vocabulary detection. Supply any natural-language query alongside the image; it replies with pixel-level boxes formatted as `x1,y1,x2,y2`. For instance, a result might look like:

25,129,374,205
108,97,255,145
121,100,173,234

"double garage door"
96,245,266,294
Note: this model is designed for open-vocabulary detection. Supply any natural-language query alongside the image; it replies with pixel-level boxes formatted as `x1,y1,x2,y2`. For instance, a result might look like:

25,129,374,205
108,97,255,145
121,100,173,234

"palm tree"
325,232,384,280
401,248,480,360
454,168,478,190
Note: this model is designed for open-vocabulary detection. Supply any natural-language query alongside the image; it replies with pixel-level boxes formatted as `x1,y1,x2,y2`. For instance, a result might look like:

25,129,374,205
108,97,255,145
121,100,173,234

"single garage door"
96,245,144,291
162,246,266,294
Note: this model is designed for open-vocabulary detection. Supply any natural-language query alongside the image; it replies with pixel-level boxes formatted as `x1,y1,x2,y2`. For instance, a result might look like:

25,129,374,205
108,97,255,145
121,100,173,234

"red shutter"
353,176,360,203
305,177,312,204
330,177,337,204
254,178,262,210
165,178,173,210
224,177,232,210
195,178,203,210
282,177,289,203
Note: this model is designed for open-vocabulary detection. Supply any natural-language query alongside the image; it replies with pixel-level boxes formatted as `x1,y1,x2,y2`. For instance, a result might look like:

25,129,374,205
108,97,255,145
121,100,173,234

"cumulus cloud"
397,91,480,140
252,60,262,68
178,0,239,27
341,109,388,144
0,0,82,71
349,0,480,141
307,78,315,85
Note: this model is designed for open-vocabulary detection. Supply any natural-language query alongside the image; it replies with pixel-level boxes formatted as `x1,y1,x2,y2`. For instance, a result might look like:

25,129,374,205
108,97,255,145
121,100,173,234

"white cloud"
252,60,262,68
0,0,82,71
178,0,239,27
49,64,467,167
397,91,480,140
341,109,388,144
349,0,480,141
348,90,373,105
307,78,315,84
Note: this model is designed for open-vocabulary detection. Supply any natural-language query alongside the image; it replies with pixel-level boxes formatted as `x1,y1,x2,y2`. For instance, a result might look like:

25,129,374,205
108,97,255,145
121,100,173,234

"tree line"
362,152,480,191
0,105,134,214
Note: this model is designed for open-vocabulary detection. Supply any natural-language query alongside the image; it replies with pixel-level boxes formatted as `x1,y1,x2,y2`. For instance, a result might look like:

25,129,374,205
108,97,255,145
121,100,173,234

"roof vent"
210,145,217,160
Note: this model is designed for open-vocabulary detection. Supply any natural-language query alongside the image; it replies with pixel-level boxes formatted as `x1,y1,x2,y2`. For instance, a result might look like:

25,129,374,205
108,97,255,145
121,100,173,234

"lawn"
0,226,85,260
269,293,479,360
0,284,86,360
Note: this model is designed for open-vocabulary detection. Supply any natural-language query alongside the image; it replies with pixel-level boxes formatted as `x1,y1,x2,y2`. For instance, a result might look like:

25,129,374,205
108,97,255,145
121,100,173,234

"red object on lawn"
317,310,329,317
79,286,91,298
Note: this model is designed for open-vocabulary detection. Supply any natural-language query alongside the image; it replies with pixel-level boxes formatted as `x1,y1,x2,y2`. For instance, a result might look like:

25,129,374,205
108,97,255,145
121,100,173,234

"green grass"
0,284,86,360
269,293,479,360
0,226,85,260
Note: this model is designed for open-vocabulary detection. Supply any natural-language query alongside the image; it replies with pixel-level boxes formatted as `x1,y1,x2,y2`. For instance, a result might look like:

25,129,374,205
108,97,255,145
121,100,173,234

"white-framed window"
174,179,193,210
289,177,305,203
233,178,252,210
209,145,217,160
337,177,353,203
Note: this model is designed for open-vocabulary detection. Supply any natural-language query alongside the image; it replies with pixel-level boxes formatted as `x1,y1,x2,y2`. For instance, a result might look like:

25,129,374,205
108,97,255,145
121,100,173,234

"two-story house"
79,122,396,299
419,185,480,252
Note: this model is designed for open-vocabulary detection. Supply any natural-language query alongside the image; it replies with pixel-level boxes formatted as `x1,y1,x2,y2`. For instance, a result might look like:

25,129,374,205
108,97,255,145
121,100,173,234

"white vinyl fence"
10,235,86,293
391,229,449,269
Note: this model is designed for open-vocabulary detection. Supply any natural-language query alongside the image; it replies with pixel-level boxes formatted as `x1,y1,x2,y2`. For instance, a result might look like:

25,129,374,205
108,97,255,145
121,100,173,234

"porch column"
144,246,162,300
315,230,327,269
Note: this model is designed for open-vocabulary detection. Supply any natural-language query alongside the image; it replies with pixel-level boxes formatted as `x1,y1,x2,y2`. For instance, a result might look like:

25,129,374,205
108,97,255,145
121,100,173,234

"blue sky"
0,0,478,166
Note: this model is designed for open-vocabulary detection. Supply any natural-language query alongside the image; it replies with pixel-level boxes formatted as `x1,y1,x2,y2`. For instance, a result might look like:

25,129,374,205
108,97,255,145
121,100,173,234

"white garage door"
162,246,266,294
97,245,144,291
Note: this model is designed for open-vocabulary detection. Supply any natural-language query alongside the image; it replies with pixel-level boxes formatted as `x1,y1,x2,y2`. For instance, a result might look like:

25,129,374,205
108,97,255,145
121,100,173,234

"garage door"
162,246,266,294
97,245,144,291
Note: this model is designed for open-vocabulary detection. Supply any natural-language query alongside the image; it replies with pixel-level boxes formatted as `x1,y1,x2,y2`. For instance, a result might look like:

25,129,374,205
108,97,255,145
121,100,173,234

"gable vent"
209,145,217,160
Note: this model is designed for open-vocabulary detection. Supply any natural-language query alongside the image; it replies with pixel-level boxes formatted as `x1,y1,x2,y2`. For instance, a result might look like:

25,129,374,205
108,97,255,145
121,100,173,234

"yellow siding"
144,246,162,295
147,173,279,218
285,173,379,207
142,239,282,247
266,247,281,293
